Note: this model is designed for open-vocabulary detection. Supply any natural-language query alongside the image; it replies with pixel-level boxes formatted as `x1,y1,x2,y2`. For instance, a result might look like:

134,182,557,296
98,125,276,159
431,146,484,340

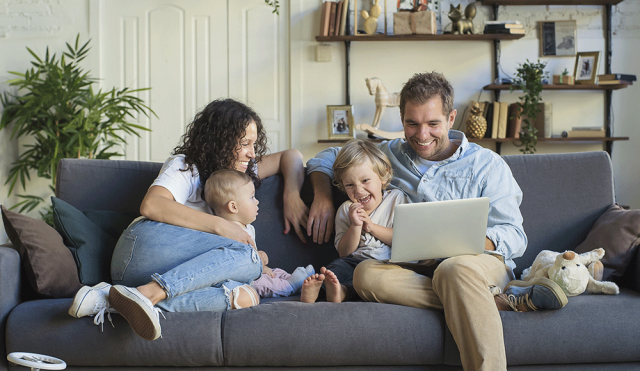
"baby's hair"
204,169,253,213
332,139,393,192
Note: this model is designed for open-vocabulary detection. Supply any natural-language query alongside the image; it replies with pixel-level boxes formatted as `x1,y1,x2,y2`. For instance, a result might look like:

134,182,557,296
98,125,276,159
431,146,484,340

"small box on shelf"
553,75,575,85
393,11,436,35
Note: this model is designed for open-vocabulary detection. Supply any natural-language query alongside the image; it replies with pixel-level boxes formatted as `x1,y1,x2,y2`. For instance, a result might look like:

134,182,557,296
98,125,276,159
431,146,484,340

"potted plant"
510,59,548,154
0,35,154,224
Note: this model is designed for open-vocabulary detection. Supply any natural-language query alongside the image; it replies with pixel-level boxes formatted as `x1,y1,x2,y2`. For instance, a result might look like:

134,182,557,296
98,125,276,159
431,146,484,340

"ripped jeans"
111,218,262,312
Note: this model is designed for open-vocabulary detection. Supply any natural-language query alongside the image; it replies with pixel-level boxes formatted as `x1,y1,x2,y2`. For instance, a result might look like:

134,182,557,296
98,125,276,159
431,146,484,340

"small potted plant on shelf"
510,59,548,154
553,68,575,85
0,35,154,224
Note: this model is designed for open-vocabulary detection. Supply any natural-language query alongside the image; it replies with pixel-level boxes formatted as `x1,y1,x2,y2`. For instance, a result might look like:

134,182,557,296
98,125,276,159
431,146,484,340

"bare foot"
300,273,325,303
321,267,347,303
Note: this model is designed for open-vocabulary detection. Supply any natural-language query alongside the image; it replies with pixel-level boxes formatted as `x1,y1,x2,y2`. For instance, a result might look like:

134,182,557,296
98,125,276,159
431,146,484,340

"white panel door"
96,0,288,162
228,0,288,152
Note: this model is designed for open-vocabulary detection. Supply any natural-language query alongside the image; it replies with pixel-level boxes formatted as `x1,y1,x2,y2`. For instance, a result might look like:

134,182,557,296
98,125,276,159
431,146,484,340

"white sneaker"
68,282,113,318
68,282,117,331
109,285,165,341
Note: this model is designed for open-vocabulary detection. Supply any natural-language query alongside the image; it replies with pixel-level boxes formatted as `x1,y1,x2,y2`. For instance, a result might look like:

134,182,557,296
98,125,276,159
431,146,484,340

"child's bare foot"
300,273,325,303
321,267,347,303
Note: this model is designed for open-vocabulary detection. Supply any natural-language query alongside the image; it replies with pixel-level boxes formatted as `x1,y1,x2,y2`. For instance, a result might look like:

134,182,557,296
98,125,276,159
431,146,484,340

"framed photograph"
327,105,355,139
574,51,601,85
540,20,577,57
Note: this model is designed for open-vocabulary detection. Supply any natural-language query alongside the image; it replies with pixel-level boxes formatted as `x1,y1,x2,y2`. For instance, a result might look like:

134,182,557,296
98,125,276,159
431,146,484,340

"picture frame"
540,20,577,57
327,105,355,139
574,51,601,85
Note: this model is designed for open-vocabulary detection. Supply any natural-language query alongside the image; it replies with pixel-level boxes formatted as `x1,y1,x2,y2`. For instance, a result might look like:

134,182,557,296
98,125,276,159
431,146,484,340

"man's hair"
204,169,253,213
332,139,393,192
399,72,454,116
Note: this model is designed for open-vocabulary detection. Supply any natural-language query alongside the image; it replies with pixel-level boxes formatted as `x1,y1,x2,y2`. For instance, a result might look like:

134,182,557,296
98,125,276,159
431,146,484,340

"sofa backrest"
56,151,615,277
504,151,615,276
55,158,341,273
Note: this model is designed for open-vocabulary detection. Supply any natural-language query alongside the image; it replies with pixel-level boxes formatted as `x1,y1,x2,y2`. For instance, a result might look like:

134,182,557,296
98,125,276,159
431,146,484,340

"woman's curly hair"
173,99,268,192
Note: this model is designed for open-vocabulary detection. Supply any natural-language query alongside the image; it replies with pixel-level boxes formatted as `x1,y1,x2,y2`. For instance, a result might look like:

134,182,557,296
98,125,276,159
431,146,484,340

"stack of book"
483,20,524,35
319,0,350,37
566,127,605,138
597,73,636,86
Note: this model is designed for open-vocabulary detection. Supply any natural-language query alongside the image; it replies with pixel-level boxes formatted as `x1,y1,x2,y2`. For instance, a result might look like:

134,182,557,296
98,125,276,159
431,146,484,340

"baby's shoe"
287,264,316,293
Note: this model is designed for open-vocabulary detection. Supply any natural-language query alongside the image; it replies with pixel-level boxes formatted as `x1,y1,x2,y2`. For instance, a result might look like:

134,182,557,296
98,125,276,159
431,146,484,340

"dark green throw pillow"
51,197,136,285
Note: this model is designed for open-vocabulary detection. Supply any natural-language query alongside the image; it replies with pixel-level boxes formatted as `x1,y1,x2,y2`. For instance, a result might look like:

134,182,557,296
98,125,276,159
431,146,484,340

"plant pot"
553,75,575,85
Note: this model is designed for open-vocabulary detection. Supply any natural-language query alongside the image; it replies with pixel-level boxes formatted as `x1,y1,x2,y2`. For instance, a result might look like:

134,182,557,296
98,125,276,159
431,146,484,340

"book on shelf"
484,28,525,35
598,73,636,82
567,128,605,138
333,0,343,36
328,1,338,37
598,79,633,85
529,102,553,139
491,101,500,139
484,102,494,138
506,103,522,139
486,20,521,25
484,23,524,30
572,126,604,131
320,1,332,36
497,102,509,139
339,0,349,36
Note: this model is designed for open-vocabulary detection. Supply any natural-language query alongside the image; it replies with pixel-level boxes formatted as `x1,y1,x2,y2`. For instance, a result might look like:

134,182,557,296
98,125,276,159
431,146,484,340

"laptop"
389,197,490,263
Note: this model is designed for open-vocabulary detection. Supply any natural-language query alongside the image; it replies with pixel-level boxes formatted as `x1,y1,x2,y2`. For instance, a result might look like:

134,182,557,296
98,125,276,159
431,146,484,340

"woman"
68,99,309,341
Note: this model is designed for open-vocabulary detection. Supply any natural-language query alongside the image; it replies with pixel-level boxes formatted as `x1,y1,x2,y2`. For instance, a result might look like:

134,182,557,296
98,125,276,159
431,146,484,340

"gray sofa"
2,151,640,370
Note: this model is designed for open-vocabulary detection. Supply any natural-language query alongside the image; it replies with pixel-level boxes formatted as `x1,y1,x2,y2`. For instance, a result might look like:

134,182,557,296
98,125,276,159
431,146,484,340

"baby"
204,169,314,298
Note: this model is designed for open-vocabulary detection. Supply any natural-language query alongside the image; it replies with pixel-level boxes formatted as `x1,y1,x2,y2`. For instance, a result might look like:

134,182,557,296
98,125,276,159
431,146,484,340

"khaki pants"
353,254,514,371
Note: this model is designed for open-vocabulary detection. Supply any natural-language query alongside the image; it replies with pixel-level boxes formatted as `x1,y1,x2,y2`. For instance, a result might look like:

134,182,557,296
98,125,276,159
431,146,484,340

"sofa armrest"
0,244,22,371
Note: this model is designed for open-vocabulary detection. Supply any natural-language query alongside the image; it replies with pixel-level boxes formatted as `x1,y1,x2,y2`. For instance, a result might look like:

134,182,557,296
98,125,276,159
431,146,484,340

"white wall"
1,0,639,243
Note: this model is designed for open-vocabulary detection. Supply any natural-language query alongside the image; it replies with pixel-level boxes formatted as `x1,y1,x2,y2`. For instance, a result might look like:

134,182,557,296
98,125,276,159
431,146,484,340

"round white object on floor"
7,352,66,370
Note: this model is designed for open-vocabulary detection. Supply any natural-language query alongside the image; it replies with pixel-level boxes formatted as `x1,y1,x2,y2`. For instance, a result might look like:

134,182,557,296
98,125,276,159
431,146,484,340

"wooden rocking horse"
357,77,404,139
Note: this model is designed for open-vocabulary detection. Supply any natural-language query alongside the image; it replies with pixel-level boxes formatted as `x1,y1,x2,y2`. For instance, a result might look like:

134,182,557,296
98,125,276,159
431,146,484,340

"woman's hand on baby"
218,218,256,248
283,191,310,243
258,250,269,266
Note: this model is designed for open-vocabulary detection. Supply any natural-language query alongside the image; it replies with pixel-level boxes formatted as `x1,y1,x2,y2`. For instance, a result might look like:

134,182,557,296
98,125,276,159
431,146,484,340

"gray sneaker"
497,277,568,312
109,285,164,341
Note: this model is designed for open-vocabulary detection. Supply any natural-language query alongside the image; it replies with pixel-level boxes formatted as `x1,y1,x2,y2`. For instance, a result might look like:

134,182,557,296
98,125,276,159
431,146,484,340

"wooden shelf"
484,84,630,91
315,33,525,42
318,137,629,144
481,0,623,5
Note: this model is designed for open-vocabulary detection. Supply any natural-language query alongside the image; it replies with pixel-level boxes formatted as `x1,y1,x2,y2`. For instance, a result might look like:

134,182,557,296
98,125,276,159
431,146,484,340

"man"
305,72,567,370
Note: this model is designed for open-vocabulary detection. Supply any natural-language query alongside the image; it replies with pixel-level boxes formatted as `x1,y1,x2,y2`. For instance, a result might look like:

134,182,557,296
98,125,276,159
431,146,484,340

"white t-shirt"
151,154,258,215
334,188,410,261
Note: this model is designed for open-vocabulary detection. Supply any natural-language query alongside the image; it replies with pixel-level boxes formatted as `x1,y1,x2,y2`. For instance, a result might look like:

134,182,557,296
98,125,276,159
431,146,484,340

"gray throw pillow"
574,204,640,281
1,205,82,298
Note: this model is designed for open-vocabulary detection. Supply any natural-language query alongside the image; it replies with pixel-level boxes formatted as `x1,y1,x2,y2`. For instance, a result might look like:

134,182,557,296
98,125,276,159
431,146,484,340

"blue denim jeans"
111,218,262,312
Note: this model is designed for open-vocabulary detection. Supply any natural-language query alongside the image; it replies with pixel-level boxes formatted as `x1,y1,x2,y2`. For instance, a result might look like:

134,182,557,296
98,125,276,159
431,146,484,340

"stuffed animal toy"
521,248,619,297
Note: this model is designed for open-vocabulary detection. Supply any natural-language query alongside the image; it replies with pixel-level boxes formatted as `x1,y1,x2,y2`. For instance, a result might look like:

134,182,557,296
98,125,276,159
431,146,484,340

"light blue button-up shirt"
306,130,527,270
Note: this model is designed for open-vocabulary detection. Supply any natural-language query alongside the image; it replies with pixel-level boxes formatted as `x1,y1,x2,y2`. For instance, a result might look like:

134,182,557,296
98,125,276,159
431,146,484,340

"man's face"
401,96,456,162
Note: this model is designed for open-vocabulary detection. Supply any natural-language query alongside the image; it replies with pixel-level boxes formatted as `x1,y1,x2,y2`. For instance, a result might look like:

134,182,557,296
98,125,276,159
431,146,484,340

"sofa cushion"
51,197,136,285
222,301,445,367
1,205,82,298
573,204,640,281
6,299,224,367
502,289,640,365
